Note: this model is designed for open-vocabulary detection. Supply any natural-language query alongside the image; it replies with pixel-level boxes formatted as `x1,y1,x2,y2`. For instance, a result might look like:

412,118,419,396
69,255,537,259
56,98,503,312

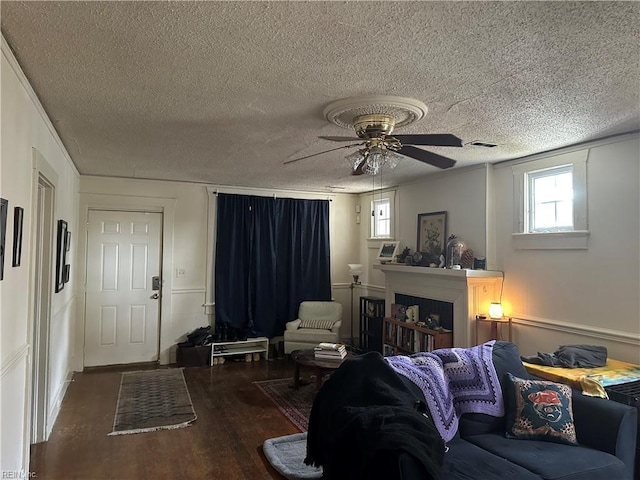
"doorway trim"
26,148,58,450
76,193,176,370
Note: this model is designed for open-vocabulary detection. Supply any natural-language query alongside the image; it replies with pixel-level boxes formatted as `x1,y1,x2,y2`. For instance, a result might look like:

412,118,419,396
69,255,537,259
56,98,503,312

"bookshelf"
383,317,452,356
359,296,384,353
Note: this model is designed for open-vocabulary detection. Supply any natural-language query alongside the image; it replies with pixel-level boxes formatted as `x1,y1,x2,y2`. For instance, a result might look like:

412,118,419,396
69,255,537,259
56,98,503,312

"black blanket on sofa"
305,351,445,480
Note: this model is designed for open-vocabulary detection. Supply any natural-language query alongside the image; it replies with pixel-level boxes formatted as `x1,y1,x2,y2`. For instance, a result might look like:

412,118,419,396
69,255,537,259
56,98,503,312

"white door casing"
84,210,162,367
31,174,54,443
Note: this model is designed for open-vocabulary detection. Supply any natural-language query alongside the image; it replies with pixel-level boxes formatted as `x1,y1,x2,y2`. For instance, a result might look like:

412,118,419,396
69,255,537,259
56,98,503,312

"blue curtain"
215,194,331,338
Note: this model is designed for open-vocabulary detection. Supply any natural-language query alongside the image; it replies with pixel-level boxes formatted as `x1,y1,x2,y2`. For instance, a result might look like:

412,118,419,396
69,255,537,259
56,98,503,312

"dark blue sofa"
441,341,638,480
306,342,637,479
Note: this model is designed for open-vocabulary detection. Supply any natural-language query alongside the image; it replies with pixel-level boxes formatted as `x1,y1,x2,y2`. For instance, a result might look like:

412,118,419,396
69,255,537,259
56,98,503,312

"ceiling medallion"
323,96,428,175
323,95,428,131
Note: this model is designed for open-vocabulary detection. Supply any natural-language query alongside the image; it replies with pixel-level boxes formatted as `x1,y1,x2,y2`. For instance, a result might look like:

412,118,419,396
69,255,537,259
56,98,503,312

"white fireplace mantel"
373,264,504,347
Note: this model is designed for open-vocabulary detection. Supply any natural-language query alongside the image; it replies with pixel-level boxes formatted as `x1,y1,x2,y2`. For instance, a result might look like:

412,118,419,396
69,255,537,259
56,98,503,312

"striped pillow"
299,319,335,330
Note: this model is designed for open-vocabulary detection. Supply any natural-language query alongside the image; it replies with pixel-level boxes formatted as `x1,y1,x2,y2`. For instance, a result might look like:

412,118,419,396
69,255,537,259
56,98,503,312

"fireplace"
373,264,503,347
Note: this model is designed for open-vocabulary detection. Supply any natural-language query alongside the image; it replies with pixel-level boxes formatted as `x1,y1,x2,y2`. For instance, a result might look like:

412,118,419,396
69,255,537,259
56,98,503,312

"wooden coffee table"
290,349,351,392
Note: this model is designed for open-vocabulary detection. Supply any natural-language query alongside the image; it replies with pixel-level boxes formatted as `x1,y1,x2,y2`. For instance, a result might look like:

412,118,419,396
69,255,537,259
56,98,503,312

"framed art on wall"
13,206,24,267
0,198,7,280
417,211,447,264
55,219,68,292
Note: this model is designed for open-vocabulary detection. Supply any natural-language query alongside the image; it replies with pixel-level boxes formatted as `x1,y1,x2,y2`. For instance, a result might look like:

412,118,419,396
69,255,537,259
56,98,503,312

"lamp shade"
348,263,363,284
347,264,364,276
488,302,504,319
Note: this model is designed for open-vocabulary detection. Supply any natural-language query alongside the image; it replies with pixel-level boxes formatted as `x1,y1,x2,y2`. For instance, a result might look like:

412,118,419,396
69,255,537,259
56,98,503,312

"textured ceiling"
2,1,639,193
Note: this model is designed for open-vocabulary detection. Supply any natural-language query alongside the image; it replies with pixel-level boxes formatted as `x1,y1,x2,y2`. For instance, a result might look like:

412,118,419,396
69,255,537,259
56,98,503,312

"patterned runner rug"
109,368,197,436
254,378,314,432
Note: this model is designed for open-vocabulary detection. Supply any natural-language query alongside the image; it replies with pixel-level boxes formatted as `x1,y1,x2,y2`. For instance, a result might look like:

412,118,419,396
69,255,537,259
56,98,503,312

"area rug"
109,368,197,436
254,378,314,432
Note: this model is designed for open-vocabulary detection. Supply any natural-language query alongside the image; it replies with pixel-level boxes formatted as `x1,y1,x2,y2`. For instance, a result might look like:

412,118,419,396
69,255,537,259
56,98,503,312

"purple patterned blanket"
385,340,504,442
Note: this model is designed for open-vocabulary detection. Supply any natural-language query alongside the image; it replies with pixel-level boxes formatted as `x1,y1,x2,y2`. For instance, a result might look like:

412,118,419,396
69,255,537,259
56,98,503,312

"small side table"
475,316,512,344
290,349,351,392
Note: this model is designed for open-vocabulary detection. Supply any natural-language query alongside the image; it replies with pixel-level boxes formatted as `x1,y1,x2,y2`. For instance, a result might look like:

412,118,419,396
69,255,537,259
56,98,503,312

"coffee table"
290,349,351,392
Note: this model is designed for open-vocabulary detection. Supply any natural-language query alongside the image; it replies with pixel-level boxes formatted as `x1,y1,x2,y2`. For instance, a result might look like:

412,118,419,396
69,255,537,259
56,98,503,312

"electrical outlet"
176,268,186,278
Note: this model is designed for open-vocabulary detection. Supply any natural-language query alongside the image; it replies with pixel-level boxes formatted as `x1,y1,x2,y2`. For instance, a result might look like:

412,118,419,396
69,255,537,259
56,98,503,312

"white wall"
78,177,210,366
325,193,360,344
359,165,488,290
493,135,640,362
358,138,639,363
78,178,359,361
1,38,79,472
353,166,489,346
398,165,489,265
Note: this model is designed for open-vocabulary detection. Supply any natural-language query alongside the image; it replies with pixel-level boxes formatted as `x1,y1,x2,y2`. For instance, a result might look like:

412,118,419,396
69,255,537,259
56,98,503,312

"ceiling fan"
284,96,463,175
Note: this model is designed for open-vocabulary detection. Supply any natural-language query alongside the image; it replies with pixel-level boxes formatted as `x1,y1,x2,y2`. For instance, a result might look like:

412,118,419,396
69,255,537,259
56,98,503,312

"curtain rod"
214,189,332,201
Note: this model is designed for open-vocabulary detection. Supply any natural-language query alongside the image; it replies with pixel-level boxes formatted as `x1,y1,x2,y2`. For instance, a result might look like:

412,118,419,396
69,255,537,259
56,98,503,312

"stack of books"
314,342,347,360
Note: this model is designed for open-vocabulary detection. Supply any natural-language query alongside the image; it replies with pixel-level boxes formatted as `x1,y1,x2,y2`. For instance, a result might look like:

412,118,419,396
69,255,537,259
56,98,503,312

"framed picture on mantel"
417,211,447,265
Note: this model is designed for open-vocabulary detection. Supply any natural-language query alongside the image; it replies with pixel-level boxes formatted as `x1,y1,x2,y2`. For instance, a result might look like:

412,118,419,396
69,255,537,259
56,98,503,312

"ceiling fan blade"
394,134,463,147
399,145,457,169
318,136,361,142
283,143,364,165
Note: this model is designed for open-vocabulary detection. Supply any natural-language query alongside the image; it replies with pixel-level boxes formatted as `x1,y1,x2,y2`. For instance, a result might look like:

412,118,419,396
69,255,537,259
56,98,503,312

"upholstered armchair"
284,301,343,354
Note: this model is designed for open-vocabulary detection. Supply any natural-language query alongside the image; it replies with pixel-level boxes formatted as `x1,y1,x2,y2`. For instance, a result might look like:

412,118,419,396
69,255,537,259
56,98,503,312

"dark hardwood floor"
30,358,300,479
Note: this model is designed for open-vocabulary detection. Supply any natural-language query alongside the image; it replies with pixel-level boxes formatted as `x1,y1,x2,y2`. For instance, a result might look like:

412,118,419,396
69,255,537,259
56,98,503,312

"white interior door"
84,210,162,367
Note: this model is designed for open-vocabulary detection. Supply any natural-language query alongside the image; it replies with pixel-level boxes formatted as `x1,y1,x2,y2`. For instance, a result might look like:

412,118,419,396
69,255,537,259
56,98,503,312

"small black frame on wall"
0,198,7,280
55,219,68,293
13,206,24,267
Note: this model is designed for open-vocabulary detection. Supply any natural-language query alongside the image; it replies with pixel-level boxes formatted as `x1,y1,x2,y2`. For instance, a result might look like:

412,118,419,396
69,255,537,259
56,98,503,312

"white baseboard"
47,369,74,438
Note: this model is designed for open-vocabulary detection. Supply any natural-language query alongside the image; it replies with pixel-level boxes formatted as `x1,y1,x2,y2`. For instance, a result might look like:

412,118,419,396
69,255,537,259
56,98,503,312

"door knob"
150,292,159,300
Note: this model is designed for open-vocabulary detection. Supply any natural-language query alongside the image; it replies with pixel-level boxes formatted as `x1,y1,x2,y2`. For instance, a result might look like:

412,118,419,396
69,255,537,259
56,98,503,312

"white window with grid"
371,197,391,238
513,149,589,249
527,165,573,232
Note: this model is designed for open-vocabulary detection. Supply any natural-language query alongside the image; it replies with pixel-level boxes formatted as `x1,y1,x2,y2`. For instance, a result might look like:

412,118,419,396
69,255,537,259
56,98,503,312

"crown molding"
2,35,79,176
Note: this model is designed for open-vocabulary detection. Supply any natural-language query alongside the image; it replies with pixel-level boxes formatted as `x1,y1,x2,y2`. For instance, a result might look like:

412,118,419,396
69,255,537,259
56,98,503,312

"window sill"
367,237,395,249
512,231,589,250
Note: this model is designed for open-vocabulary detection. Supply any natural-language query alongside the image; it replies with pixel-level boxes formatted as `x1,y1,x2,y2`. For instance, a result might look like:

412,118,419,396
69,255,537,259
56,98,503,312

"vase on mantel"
445,235,467,269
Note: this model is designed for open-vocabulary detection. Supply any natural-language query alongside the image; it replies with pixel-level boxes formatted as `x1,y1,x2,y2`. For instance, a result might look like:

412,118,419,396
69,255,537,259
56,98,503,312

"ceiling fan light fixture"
362,157,382,175
364,146,385,175
385,151,403,169
347,145,402,176
345,150,366,170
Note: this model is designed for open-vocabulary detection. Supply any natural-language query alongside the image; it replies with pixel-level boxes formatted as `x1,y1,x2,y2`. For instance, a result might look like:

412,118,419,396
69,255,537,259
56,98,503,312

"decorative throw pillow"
505,373,578,445
299,319,335,330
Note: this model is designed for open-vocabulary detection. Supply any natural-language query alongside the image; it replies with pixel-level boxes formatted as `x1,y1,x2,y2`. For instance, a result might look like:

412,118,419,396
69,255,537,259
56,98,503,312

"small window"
526,165,573,232
371,198,391,238
512,149,589,250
